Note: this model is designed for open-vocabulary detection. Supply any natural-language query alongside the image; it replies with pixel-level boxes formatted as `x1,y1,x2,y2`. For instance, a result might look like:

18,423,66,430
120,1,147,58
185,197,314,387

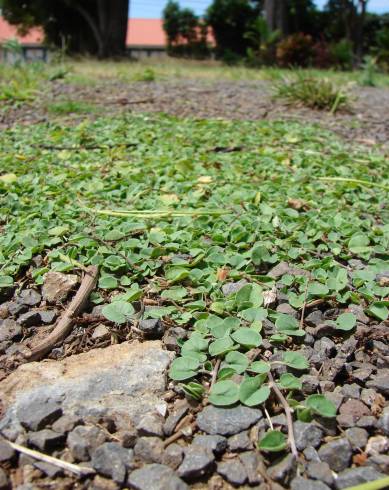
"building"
0,16,47,62
0,17,167,61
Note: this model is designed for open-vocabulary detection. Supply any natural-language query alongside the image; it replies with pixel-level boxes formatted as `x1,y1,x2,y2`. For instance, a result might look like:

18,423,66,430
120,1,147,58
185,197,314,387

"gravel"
177,446,215,481
293,421,323,451
318,438,352,472
128,464,188,490
217,458,247,486
334,467,386,489
196,405,262,436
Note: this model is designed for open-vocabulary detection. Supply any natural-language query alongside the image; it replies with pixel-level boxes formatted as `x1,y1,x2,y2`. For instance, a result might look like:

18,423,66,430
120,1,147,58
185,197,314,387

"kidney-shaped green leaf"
209,380,240,406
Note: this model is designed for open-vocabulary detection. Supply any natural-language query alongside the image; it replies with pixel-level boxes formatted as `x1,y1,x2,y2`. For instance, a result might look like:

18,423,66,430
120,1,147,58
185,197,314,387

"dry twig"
268,371,298,458
8,441,95,477
25,265,99,362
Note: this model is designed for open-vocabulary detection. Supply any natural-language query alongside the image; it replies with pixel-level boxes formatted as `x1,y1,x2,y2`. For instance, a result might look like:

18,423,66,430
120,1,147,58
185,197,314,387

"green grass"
47,99,101,115
274,73,351,112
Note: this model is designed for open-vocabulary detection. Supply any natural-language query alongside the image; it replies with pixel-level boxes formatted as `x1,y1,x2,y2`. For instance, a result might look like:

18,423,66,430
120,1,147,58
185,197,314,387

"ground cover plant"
0,108,388,488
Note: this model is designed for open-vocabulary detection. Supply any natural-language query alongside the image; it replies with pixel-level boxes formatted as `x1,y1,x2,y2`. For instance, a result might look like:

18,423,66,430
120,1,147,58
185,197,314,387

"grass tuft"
274,72,351,113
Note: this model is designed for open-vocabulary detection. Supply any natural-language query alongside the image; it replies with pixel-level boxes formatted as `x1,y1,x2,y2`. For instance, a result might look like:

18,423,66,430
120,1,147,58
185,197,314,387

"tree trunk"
355,0,367,64
75,0,129,58
104,0,129,57
265,0,287,36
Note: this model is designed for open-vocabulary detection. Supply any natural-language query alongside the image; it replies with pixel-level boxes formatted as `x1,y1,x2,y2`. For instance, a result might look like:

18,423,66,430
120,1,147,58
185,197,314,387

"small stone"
271,414,287,427
366,374,389,396
91,324,110,339
361,388,379,407
0,438,15,462
17,311,41,327
294,421,323,451
196,405,262,436
222,280,248,296
162,443,184,469
91,475,119,490
42,271,78,303
39,309,58,324
345,427,368,450
177,445,215,480
16,289,41,306
134,437,164,464
378,406,389,435
318,439,352,472
163,405,188,436
301,375,320,395
51,415,83,434
366,435,389,455
291,477,331,490
0,319,22,342
367,454,389,473
17,400,62,431
217,458,247,486
306,461,333,486
192,435,227,456
276,303,298,317
239,451,262,485
28,429,66,452
34,460,63,478
303,446,320,462
268,454,297,484
319,380,335,392
335,467,385,489
7,301,27,317
137,413,164,437
112,430,135,449
352,366,373,383
314,337,336,357
92,442,134,484
138,319,165,339
357,416,377,429
128,464,188,490
162,327,187,352
67,425,106,461
305,311,324,327
339,399,370,419
341,383,361,400
337,414,356,428
347,304,369,324
324,391,344,410
0,468,10,490
228,431,253,452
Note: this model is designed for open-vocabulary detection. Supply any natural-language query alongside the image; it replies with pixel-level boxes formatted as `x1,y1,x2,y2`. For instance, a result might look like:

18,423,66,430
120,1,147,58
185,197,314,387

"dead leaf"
353,453,368,466
263,286,277,307
216,267,229,282
371,393,386,416
287,198,309,211
197,176,212,184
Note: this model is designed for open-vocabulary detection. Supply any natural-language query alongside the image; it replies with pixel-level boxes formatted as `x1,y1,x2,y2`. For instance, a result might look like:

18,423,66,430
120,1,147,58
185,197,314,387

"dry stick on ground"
268,371,298,458
163,420,196,447
25,265,99,362
299,279,310,328
210,358,221,389
8,441,95,477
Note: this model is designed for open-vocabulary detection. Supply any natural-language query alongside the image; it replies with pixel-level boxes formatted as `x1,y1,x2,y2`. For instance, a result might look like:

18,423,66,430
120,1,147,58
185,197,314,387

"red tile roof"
127,19,166,47
0,17,43,45
0,17,167,48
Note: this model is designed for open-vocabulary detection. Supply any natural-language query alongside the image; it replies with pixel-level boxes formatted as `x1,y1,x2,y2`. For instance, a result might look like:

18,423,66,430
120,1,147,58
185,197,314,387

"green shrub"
132,68,157,82
330,39,353,70
360,55,378,87
276,33,314,67
274,72,351,112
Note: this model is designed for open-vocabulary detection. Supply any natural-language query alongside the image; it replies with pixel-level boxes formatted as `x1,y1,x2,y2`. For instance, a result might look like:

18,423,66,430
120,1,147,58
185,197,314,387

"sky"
130,0,388,18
